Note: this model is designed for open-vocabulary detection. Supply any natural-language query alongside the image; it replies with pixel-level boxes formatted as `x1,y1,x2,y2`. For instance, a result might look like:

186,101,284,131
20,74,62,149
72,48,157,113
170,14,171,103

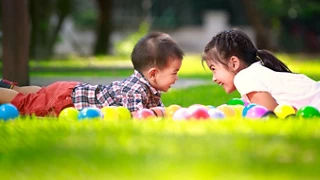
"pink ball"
245,105,269,119
134,109,155,119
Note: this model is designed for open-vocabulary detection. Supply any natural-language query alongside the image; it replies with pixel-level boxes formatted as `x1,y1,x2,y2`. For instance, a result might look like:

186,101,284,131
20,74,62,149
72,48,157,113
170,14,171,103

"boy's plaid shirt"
71,70,164,112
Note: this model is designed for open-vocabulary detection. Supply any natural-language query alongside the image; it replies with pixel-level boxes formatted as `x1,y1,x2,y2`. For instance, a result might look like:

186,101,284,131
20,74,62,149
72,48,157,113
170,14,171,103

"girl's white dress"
234,62,320,109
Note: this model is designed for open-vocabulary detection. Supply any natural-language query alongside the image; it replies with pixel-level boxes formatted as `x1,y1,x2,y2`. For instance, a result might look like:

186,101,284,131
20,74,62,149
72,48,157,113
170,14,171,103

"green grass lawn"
1,118,320,179
1,54,320,179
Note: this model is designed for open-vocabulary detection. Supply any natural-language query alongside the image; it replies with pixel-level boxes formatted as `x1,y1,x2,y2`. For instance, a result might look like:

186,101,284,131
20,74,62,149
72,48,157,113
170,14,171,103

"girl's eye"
210,67,215,71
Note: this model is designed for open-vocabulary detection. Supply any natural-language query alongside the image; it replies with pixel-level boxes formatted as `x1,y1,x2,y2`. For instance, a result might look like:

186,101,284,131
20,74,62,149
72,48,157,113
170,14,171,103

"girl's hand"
246,91,278,111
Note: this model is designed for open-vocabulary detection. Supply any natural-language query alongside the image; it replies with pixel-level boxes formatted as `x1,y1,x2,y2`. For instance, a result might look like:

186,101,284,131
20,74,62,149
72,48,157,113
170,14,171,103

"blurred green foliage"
114,22,150,56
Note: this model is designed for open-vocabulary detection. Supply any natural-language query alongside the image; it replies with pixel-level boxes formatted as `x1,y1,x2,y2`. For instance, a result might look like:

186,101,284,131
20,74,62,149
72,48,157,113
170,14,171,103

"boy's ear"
229,56,241,71
146,67,158,81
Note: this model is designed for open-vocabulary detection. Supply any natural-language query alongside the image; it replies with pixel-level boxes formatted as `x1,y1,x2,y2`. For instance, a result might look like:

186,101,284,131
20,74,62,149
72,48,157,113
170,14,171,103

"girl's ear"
229,56,241,72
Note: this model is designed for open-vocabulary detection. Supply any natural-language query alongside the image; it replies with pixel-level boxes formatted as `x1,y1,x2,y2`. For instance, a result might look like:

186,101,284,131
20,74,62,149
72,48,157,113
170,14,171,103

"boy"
0,32,184,117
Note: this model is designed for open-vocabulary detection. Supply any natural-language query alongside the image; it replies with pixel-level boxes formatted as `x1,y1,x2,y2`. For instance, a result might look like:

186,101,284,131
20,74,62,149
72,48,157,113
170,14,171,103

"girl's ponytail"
257,50,292,73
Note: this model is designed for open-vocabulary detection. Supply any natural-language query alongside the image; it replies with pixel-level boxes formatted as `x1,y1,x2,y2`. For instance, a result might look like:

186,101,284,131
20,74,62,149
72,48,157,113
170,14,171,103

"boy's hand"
150,107,165,117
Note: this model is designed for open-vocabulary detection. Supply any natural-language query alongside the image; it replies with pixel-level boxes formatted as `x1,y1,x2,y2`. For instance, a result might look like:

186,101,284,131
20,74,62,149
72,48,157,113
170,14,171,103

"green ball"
227,98,244,105
297,106,320,118
59,107,79,120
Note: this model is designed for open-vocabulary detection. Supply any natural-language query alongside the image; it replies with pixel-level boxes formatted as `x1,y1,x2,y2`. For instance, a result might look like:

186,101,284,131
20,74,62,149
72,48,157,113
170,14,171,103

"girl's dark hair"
131,32,184,72
202,29,292,73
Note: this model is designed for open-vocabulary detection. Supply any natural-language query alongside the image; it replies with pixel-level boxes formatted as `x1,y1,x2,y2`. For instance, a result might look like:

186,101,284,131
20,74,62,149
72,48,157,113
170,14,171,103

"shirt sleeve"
234,70,269,96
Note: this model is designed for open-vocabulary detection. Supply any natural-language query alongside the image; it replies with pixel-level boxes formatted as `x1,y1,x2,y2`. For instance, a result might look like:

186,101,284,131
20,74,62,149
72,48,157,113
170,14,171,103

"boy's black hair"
131,32,184,72
202,29,292,73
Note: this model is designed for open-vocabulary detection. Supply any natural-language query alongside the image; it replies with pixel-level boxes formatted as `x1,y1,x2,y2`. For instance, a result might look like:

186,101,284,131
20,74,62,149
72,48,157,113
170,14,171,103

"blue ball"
78,107,101,120
0,103,19,121
242,103,256,117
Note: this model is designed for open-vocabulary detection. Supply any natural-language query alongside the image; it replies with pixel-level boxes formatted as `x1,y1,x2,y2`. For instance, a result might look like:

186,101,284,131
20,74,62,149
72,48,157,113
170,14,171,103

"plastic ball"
227,98,244,105
165,104,181,117
296,106,320,118
242,98,250,106
188,105,210,120
206,105,215,109
78,107,102,120
242,103,256,117
116,106,132,120
101,106,118,120
273,104,296,119
133,109,155,119
245,105,269,119
101,106,131,121
208,108,225,119
216,104,235,118
232,105,245,118
172,108,190,121
0,103,19,121
59,107,79,121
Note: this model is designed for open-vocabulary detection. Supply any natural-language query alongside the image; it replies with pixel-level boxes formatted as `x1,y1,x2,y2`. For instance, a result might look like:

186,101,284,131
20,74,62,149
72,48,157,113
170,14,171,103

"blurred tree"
241,0,272,49
257,0,320,52
29,0,72,59
1,0,30,85
93,0,113,55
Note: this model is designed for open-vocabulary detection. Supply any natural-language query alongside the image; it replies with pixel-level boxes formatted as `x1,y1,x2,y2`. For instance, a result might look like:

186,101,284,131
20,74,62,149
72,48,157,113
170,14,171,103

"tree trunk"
93,0,113,55
1,0,30,85
29,0,71,59
29,0,53,59
241,0,271,50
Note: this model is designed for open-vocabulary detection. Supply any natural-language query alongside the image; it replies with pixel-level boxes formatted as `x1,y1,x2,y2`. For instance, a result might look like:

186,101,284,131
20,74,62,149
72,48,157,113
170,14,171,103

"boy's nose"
212,76,217,83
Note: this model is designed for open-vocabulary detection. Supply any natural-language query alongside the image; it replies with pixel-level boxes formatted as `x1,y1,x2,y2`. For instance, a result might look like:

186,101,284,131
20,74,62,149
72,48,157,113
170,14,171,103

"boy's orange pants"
11,81,79,116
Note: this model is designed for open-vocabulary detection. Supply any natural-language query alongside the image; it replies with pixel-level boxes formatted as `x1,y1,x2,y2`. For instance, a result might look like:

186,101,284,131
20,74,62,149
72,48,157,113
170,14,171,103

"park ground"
1,53,320,179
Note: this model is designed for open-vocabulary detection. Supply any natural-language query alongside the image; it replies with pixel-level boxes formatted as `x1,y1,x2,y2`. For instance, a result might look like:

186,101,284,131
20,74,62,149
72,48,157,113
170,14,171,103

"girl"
202,29,320,111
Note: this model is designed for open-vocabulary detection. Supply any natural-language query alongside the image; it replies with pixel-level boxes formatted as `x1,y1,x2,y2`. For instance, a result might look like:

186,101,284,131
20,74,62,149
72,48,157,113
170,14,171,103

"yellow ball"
231,105,245,118
165,104,181,118
101,106,131,121
274,104,296,119
216,104,235,118
59,107,79,121
116,106,131,120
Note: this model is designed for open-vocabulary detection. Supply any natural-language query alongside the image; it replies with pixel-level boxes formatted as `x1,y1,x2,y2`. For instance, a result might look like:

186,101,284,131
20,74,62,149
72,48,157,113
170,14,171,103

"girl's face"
205,59,237,93
150,58,182,92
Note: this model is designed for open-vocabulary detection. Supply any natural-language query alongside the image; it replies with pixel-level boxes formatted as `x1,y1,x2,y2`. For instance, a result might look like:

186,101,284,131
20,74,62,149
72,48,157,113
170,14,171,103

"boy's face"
148,57,182,92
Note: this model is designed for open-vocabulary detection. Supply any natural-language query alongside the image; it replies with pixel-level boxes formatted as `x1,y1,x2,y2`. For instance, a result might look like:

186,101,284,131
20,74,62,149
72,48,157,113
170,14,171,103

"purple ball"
208,108,225,119
245,105,269,119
